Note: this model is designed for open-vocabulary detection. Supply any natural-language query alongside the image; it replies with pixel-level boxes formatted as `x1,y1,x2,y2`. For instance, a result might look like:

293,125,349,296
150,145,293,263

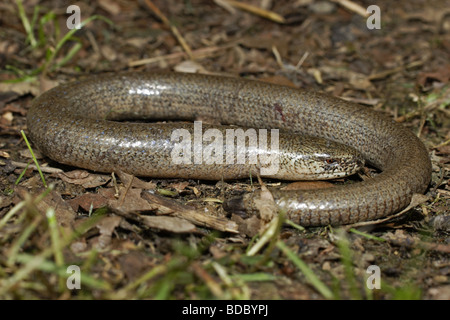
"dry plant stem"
128,43,236,67
330,0,369,18
144,0,193,59
11,161,63,174
224,0,285,23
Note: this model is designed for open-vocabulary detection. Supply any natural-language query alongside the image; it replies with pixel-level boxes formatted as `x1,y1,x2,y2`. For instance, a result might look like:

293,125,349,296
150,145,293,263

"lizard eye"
326,159,337,164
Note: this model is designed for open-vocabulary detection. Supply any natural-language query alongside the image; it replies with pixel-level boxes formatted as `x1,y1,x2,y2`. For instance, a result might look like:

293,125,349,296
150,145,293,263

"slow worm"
27,72,431,226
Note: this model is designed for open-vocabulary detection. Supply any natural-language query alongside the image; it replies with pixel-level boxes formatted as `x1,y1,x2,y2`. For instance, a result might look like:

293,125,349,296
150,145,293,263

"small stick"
223,0,285,23
11,161,63,174
144,0,194,60
128,43,236,67
330,0,369,18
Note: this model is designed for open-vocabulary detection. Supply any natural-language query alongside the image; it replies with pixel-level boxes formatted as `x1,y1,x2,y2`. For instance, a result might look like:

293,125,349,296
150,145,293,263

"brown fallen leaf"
209,244,228,259
67,192,109,212
115,170,156,190
97,187,119,199
108,188,163,214
117,251,154,281
0,151,10,159
107,180,238,233
58,170,111,188
108,189,198,233
100,45,117,61
0,92,20,108
253,182,277,222
3,103,27,116
94,215,122,249
0,81,40,97
231,214,263,238
15,186,76,230
169,181,190,193
417,65,450,87
70,240,88,254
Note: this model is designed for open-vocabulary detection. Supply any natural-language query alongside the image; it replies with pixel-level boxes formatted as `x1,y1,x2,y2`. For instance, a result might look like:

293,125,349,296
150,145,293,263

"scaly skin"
27,72,431,226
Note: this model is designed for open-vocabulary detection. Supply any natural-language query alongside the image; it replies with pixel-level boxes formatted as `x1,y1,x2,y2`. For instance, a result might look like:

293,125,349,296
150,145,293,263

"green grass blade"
20,130,47,188
276,240,334,299
15,0,37,47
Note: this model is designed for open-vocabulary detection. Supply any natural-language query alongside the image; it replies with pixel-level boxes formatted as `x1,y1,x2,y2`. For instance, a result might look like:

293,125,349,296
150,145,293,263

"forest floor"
0,0,448,300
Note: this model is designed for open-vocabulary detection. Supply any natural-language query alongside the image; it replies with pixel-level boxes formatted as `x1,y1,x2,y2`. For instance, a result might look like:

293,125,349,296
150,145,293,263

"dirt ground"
0,0,449,300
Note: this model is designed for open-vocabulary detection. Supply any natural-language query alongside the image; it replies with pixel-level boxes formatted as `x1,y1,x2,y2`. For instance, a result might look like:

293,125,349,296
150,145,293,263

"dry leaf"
15,186,76,230
253,185,277,222
70,240,88,254
67,192,109,212
3,104,27,116
417,65,450,86
101,45,118,61
0,81,40,97
58,170,111,188
170,181,190,193
0,151,10,158
231,214,263,237
117,251,153,281
115,170,156,190
95,216,122,249
109,188,162,213
0,196,13,210
0,92,20,108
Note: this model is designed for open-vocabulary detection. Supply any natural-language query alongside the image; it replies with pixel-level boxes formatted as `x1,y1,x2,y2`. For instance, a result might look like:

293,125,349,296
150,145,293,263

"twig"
213,0,236,14
141,191,239,233
128,43,236,67
272,46,283,69
432,138,450,149
11,161,63,174
144,0,193,60
368,60,424,81
330,0,369,18
192,262,224,298
295,51,309,69
222,0,285,23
